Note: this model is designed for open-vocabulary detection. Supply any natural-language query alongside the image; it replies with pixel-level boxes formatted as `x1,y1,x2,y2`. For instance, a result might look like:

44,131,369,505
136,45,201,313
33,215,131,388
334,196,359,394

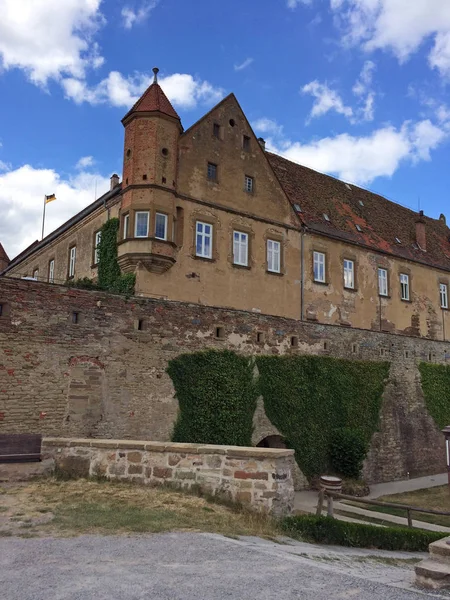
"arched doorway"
256,435,287,449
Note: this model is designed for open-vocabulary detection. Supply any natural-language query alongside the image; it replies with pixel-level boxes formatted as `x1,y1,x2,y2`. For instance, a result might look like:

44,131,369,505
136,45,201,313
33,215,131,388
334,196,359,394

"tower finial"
152,67,159,83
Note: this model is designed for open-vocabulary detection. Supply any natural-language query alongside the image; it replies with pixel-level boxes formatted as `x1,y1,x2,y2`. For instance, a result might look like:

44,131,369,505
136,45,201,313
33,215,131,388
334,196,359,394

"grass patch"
1,478,280,539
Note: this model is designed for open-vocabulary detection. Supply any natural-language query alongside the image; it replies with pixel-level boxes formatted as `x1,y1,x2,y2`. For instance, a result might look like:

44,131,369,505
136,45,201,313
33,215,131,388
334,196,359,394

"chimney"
110,173,120,190
257,137,266,151
440,213,447,226
416,211,427,251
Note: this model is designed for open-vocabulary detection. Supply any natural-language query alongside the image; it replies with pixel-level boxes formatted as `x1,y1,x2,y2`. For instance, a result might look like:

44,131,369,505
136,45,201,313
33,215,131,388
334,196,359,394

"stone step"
415,559,450,590
429,538,450,565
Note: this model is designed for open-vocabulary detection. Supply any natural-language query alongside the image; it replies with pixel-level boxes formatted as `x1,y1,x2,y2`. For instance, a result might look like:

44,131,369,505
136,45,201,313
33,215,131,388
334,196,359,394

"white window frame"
196,221,213,259
343,259,354,289
135,211,149,238
313,251,326,283
233,231,248,266
69,246,76,278
440,283,449,309
123,214,129,239
400,273,410,301
94,230,101,264
33,269,39,280
48,259,55,284
267,239,281,273
244,175,254,193
155,213,168,240
378,268,388,297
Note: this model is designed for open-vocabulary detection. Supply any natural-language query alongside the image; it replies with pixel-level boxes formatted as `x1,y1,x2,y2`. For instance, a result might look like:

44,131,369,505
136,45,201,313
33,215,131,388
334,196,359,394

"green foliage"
109,273,136,296
66,277,100,290
419,363,450,429
98,218,122,290
168,350,258,446
256,355,389,479
282,515,444,551
329,428,367,479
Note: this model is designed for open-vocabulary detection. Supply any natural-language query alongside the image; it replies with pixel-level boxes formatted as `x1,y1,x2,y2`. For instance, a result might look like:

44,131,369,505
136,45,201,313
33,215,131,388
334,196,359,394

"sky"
1,0,450,259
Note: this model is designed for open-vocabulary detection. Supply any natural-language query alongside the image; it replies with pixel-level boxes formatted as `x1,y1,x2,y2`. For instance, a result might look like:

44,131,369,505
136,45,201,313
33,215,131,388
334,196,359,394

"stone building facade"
2,68,449,335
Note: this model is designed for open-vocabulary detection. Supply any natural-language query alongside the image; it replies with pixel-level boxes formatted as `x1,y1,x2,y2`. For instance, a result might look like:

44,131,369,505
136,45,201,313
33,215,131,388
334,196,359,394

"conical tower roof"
122,67,180,123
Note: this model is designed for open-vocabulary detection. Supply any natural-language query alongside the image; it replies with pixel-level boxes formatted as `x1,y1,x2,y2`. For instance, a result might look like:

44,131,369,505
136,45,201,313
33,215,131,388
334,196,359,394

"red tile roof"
122,82,180,122
267,152,450,272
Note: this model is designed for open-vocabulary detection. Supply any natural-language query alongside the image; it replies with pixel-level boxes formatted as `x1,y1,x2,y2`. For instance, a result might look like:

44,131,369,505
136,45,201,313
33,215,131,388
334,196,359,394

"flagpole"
41,195,46,240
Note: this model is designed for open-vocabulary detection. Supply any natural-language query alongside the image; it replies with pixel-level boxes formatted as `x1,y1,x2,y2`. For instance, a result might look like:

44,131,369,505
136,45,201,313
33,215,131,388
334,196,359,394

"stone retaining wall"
42,438,295,517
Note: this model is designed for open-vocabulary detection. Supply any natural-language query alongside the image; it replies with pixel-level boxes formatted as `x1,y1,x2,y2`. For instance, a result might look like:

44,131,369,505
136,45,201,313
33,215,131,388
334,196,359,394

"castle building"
2,68,450,339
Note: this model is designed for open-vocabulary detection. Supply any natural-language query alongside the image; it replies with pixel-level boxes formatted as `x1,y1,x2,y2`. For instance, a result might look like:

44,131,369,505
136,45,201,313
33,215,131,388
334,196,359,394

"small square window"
215,326,225,339
243,135,250,152
291,336,299,348
207,162,217,181
256,332,265,343
213,123,221,138
244,175,254,193
72,312,79,324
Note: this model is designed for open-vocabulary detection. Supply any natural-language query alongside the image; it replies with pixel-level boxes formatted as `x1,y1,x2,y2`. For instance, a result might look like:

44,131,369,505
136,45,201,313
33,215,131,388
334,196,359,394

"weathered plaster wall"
0,278,447,483
42,437,295,516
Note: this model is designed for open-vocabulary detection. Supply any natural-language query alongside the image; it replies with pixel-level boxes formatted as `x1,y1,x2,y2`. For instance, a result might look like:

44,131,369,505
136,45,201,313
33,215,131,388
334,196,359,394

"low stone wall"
42,438,295,517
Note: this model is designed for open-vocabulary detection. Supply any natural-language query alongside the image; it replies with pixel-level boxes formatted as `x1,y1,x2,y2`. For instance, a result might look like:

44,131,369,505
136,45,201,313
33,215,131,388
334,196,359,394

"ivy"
97,218,136,296
419,363,450,429
256,355,389,479
168,350,258,446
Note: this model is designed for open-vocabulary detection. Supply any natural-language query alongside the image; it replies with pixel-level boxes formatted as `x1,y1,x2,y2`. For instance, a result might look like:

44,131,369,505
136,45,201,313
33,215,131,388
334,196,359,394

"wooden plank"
0,434,42,463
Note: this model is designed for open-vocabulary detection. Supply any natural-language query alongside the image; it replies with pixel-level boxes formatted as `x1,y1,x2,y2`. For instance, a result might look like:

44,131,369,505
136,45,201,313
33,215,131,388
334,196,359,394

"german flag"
45,194,56,204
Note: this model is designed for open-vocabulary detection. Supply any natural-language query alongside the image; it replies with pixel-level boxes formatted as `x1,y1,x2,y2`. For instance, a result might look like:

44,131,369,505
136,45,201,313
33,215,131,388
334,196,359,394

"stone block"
205,454,222,469
236,491,252,504
234,471,268,480
57,455,90,478
127,451,142,463
152,466,172,479
174,470,195,480
128,464,143,475
109,462,126,477
168,454,181,466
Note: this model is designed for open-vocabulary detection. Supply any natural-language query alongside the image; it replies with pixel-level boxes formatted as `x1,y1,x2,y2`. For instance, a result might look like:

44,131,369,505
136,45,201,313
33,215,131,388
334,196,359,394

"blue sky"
1,0,450,258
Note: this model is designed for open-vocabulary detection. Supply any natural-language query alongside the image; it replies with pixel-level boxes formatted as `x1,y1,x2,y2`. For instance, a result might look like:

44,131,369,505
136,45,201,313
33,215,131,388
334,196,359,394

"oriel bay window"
135,211,149,238
400,273,410,301
155,213,168,240
233,231,248,266
343,259,355,289
196,221,213,258
267,239,281,273
313,251,326,283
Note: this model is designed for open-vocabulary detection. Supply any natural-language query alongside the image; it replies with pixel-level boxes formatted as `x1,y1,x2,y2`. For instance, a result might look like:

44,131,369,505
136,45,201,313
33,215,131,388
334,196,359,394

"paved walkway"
367,473,448,499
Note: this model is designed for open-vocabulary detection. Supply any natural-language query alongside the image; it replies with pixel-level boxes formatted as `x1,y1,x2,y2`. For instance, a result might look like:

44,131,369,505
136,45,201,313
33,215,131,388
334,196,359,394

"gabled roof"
0,243,10,264
267,152,450,272
122,82,180,123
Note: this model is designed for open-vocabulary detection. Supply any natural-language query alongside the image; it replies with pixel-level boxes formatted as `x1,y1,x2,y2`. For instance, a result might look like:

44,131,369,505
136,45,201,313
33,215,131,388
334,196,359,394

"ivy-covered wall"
419,363,450,429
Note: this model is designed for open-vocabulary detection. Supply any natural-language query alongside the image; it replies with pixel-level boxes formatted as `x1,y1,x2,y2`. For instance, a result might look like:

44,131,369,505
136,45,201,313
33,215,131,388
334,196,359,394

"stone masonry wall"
42,437,295,517
0,277,448,484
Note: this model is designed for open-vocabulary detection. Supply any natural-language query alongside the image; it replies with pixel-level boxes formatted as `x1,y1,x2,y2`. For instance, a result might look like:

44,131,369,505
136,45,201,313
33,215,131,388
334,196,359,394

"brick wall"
0,277,447,483
42,437,295,516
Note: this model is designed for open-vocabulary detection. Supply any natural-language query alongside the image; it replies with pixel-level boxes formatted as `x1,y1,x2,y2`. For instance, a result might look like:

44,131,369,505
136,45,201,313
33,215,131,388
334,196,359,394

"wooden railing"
317,490,450,528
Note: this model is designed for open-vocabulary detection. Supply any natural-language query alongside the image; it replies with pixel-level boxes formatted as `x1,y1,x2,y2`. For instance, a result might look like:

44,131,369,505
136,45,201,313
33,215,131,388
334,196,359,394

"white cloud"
331,0,450,77
302,80,353,120
121,1,159,29
352,60,375,96
75,156,95,169
62,70,225,109
0,163,109,259
0,0,104,85
269,119,448,185
234,58,254,72
287,0,311,8
252,118,284,137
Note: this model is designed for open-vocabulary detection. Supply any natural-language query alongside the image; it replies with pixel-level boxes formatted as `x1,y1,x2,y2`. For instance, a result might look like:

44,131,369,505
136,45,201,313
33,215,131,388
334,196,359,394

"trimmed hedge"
256,355,389,479
168,350,258,446
282,515,444,551
419,363,450,429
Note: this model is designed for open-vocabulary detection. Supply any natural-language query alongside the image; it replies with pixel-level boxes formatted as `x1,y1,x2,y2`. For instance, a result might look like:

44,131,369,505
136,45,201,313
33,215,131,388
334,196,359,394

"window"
233,231,248,266
94,230,101,264
343,259,354,289
48,260,54,283
213,123,220,138
155,213,168,240
196,221,213,258
135,211,149,238
378,268,388,296
207,162,217,181
244,175,254,193
123,214,129,239
440,283,449,309
33,269,39,280
69,246,76,278
313,251,326,283
267,239,281,273
243,135,250,152
400,273,410,301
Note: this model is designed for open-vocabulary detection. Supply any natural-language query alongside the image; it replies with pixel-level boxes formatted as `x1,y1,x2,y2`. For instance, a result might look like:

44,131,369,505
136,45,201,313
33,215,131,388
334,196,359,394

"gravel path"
1,532,448,600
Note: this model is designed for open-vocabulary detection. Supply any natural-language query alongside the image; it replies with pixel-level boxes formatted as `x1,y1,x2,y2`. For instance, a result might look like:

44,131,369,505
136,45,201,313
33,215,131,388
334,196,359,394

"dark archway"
256,435,287,449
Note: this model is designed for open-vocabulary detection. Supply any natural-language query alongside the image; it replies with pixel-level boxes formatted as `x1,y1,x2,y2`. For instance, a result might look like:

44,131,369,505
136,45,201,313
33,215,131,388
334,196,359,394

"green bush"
282,515,443,551
109,273,136,296
98,218,122,290
329,428,367,479
66,277,99,290
168,350,258,446
256,355,389,479
419,363,450,429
